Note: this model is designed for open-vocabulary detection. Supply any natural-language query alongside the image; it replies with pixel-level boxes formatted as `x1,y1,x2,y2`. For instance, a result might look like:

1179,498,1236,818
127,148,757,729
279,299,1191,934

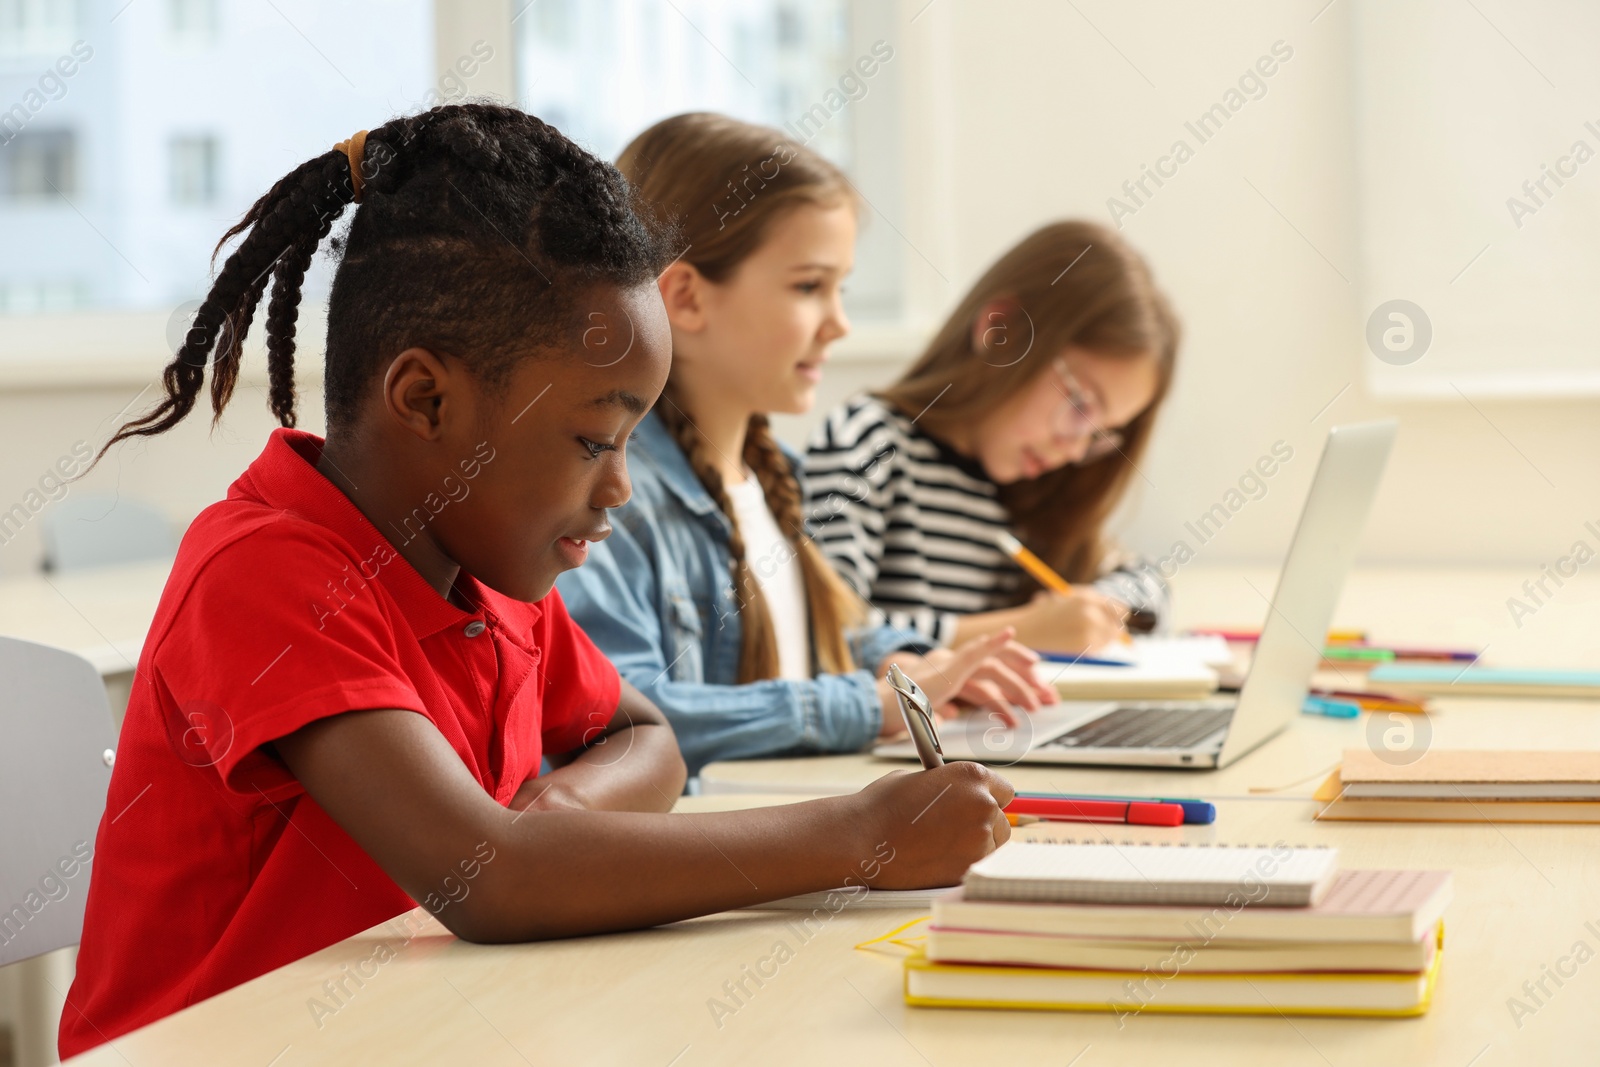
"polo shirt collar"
238,428,513,640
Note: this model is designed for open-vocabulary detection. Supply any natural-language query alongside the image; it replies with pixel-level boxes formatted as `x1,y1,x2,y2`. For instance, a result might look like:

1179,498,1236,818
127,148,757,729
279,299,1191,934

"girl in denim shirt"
557,113,1054,777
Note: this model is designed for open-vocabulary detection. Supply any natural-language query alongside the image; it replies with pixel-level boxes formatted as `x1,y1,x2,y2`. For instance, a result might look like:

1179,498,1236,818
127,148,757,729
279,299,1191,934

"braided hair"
618,113,864,683
96,104,674,461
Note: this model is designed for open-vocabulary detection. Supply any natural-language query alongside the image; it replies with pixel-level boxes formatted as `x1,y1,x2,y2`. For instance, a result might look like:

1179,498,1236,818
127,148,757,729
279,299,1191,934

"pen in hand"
886,663,945,770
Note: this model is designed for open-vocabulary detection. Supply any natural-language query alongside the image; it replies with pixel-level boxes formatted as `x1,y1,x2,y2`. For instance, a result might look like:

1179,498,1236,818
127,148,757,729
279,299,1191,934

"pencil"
995,531,1073,595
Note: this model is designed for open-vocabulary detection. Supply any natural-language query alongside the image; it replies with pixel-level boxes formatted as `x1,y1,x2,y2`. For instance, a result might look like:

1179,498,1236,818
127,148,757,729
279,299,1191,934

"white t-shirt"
725,473,811,681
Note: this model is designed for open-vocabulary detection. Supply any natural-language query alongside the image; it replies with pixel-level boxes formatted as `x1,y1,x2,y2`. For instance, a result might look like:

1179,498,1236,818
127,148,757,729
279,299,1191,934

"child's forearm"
523,721,685,813
277,705,1009,947
520,679,687,813
467,794,883,941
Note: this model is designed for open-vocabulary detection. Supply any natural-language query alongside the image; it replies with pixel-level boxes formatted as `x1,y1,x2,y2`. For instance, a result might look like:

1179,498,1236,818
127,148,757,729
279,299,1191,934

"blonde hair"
879,220,1179,584
618,112,864,683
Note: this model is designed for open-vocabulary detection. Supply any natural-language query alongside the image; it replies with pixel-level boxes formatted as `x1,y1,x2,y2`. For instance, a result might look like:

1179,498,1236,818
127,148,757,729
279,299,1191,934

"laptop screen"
1217,420,1397,766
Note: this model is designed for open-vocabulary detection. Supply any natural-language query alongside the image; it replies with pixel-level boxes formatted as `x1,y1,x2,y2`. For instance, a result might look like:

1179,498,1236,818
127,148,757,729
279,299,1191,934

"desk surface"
55,565,1600,1063
702,565,1600,799
67,793,1600,1066
698,696,1600,800
0,559,170,675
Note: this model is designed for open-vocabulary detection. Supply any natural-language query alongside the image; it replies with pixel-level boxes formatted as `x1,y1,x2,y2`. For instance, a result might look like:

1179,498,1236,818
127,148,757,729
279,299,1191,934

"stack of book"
1317,748,1600,823
905,840,1451,1018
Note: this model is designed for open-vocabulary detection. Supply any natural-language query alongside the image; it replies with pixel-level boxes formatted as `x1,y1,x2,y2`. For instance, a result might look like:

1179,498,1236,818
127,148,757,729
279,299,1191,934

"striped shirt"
802,394,1169,646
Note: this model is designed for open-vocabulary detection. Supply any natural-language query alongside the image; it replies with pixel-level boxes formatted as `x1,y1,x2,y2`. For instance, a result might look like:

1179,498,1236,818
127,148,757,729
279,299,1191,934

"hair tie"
332,129,370,202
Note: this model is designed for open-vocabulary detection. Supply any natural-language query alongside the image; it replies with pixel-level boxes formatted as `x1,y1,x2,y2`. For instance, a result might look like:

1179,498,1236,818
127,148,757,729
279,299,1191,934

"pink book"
930,869,1452,944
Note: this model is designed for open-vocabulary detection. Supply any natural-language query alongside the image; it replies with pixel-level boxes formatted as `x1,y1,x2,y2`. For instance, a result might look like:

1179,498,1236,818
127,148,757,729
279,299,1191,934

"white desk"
701,565,1600,799
697,695,1600,801
51,564,1600,1064
64,793,1600,1066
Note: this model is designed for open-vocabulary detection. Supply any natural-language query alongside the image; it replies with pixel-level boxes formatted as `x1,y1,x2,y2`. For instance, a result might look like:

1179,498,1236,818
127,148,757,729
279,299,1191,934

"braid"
262,200,339,427
615,113,865,681
206,267,269,423
88,103,675,471
743,416,862,675
656,389,780,684
93,149,356,465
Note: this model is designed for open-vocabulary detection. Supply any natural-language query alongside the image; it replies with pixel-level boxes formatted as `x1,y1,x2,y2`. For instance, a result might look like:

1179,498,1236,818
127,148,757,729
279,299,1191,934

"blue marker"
1037,651,1134,667
1302,695,1361,719
1015,791,1216,825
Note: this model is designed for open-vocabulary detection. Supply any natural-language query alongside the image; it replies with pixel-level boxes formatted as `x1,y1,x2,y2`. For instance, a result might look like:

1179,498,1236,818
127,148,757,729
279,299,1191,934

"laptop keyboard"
1045,703,1235,750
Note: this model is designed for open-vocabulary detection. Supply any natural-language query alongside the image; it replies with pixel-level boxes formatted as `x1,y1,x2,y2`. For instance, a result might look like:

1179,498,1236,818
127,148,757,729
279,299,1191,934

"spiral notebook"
963,840,1340,908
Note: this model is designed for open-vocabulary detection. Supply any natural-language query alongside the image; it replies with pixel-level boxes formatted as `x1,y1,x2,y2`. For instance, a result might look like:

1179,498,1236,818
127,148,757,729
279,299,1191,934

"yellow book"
903,924,1444,1018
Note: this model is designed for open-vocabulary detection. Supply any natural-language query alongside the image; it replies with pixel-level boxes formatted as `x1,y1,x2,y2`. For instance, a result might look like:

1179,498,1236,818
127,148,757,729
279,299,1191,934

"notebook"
1032,660,1218,701
1316,761,1600,823
1367,664,1600,699
1034,636,1229,700
1317,794,1600,823
962,840,1340,908
904,927,1445,1017
1061,635,1234,668
933,870,1452,943
925,924,1440,973
743,887,953,911
1339,748,1600,800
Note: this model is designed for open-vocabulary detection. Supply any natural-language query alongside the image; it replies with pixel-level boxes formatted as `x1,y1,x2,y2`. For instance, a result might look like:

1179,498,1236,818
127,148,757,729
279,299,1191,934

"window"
515,0,906,321
1,128,74,197
167,0,217,44
0,0,78,59
0,0,433,314
168,135,217,204
0,278,85,313
526,0,572,48
519,0,850,164
0,0,908,354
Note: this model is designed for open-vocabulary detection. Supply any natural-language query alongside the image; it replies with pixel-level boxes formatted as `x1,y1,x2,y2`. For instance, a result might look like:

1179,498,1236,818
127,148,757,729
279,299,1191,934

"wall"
4,0,1598,584
788,0,1600,576
0,359,327,578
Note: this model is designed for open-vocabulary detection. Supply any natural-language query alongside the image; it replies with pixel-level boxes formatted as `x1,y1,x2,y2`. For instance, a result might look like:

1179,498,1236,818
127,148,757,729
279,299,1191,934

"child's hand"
849,763,1014,889
876,628,1055,735
1012,589,1128,653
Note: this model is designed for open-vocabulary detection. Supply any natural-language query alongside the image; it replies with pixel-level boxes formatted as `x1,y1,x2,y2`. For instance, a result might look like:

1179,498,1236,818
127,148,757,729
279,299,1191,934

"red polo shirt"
59,428,620,1059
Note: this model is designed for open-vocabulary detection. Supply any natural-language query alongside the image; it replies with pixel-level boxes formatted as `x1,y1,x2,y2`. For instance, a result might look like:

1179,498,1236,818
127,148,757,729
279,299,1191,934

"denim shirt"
556,411,936,777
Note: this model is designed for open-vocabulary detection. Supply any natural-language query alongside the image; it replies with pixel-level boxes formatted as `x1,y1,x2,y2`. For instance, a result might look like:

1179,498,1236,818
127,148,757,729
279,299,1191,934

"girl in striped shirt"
804,221,1179,653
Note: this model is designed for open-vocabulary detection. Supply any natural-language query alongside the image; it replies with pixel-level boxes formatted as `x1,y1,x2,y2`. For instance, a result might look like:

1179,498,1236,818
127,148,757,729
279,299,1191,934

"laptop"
874,419,1398,770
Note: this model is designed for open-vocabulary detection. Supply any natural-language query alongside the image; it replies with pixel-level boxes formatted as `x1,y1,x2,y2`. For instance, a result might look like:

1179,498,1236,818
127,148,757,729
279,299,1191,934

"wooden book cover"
1341,749,1600,786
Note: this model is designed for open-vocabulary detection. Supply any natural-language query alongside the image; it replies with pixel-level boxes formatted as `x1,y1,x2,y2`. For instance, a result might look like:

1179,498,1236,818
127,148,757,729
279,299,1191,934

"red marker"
1003,796,1184,827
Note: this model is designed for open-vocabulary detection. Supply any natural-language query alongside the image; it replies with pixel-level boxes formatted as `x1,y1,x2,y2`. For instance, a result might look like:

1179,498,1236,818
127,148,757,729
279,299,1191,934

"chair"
1,637,115,966
39,493,174,573
0,638,116,1065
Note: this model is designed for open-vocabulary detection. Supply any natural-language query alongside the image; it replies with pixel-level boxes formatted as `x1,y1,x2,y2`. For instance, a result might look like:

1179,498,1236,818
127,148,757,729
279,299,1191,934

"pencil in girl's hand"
996,531,1140,642
995,531,1073,595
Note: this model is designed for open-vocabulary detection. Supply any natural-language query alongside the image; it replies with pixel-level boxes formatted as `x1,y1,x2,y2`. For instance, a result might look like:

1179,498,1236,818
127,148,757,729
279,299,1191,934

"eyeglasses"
1048,359,1124,464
